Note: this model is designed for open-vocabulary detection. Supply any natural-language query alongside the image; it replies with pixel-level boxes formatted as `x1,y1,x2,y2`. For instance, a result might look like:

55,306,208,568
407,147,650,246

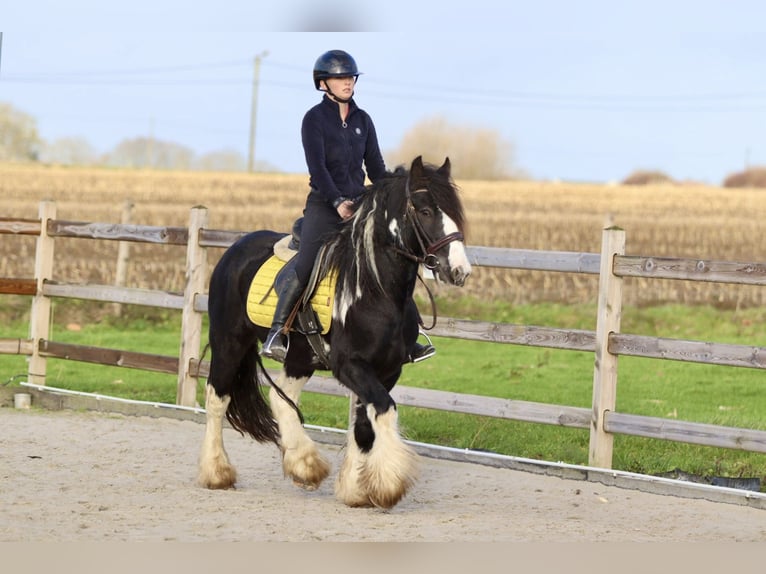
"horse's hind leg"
198,384,237,489
269,371,330,490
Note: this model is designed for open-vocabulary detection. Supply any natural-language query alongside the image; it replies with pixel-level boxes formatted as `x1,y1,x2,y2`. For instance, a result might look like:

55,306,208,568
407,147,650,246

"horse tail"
223,342,304,445
225,342,280,445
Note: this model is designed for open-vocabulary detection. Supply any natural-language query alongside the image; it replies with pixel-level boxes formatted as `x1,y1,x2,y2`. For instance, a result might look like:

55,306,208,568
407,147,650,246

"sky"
2,0,765,185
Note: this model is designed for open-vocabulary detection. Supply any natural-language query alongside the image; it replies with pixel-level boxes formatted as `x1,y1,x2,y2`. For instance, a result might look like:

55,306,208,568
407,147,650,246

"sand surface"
2,407,765,542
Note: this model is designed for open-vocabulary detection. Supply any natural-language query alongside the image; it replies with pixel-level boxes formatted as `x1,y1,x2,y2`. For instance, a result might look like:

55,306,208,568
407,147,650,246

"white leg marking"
198,384,237,489
361,404,419,509
270,372,330,490
335,416,373,507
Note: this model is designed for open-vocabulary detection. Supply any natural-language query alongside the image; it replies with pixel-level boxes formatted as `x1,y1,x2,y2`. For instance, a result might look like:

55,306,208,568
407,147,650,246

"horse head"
398,156,472,287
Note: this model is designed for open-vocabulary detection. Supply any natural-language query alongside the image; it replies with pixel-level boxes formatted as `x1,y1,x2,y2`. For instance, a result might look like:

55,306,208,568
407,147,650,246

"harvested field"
1,163,765,308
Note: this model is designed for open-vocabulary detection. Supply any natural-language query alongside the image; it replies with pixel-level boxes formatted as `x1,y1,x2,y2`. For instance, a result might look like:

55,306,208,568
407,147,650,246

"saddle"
246,218,335,368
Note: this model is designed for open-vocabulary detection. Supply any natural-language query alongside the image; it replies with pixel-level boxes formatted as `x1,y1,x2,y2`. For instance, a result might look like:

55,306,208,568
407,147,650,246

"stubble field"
1,163,765,310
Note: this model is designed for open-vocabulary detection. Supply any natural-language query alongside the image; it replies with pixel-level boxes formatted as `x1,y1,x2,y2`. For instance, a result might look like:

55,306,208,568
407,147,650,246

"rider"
260,49,435,364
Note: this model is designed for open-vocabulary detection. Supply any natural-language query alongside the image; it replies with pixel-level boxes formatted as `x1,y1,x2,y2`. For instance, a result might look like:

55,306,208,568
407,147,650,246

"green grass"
2,297,765,486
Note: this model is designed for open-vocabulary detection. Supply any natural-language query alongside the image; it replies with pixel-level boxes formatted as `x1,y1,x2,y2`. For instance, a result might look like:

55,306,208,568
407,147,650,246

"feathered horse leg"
336,400,373,507
269,371,330,490
359,403,418,509
198,384,237,489
336,400,418,509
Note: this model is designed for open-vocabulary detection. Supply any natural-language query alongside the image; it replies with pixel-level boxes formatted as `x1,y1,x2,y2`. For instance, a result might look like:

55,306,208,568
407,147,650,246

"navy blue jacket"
301,95,387,208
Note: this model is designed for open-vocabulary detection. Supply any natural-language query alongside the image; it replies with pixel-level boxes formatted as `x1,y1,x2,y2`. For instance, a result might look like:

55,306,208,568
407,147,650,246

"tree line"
0,102,256,172
0,101,520,180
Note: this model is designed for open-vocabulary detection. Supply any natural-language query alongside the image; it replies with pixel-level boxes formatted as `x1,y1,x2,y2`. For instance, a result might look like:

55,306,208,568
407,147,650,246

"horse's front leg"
335,400,374,507
360,401,419,509
198,384,237,489
269,370,331,490
335,366,419,509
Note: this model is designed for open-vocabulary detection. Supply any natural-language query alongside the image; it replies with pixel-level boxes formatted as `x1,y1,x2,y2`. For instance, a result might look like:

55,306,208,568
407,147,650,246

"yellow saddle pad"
246,255,336,335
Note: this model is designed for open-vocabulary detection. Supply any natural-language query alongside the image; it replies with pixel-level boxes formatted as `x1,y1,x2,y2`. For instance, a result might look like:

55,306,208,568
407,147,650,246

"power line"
5,76,253,87
5,56,766,114
7,56,766,103
6,58,251,78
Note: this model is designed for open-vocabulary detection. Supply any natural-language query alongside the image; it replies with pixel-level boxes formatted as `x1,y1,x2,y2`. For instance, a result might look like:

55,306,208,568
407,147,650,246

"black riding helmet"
313,50,361,91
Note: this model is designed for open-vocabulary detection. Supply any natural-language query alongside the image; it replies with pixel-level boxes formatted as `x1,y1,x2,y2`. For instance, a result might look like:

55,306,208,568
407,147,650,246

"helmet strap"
325,87,354,104
319,76,358,104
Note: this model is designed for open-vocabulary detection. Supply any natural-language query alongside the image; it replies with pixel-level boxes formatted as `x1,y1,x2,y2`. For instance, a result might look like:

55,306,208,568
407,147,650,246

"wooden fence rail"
1,200,765,471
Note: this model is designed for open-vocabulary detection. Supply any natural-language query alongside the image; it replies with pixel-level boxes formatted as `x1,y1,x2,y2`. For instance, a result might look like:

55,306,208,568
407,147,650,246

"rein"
415,272,438,330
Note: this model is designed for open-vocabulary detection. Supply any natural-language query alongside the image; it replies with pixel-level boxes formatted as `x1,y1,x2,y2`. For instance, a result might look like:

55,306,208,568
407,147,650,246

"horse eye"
419,207,433,218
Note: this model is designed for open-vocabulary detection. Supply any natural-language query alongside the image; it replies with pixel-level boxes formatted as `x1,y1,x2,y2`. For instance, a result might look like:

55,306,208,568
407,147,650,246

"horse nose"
452,266,470,287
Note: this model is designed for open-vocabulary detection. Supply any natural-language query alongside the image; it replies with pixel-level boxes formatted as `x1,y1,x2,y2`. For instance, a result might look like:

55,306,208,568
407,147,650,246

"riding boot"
410,341,436,363
260,268,304,363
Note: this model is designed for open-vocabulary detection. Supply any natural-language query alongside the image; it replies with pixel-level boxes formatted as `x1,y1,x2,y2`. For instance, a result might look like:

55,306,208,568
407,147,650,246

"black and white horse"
198,156,471,508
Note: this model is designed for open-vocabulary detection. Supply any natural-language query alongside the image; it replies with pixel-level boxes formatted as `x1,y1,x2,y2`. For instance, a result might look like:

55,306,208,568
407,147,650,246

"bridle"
390,182,465,330
392,186,464,271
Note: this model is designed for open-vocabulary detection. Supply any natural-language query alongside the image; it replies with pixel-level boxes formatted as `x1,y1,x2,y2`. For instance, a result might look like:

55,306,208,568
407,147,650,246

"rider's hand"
337,200,355,220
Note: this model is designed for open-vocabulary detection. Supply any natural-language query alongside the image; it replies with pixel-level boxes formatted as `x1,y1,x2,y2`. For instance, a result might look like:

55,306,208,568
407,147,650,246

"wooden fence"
1,200,765,470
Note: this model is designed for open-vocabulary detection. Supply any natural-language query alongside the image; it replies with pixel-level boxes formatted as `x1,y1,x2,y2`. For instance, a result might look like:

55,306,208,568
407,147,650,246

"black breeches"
294,194,343,286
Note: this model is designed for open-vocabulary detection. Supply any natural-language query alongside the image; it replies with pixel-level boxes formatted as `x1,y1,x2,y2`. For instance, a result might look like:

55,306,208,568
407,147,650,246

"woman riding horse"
198,155,471,509
261,49,434,364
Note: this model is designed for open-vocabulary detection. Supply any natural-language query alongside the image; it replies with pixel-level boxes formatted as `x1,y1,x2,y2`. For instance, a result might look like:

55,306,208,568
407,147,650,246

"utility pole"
248,50,269,173
147,118,155,168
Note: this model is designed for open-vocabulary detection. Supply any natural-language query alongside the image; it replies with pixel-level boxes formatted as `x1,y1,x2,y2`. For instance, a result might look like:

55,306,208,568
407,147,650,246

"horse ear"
409,156,424,182
437,157,451,178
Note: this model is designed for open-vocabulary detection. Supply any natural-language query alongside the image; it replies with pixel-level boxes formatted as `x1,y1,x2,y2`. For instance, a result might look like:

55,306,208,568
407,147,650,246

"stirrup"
261,329,289,363
409,331,436,363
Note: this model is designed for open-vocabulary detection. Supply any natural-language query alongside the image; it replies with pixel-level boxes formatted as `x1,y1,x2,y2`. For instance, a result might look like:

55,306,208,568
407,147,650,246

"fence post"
177,206,209,407
112,199,134,317
588,226,625,468
28,200,56,386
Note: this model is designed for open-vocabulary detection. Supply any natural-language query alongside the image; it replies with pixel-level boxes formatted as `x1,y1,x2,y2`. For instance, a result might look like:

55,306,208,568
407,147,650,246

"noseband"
393,187,464,270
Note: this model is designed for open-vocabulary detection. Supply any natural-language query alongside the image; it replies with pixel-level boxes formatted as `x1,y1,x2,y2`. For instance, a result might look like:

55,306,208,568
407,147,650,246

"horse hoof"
283,448,331,491
292,478,319,491
341,494,375,508
335,478,374,508
341,470,406,509
364,481,409,510
198,464,237,490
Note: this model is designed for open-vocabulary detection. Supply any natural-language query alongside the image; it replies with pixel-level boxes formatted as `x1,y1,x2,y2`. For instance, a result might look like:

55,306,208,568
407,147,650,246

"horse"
198,156,471,509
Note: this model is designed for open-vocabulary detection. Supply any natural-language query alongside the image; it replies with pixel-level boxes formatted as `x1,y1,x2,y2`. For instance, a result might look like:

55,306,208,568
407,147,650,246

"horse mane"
318,173,399,296
318,160,465,296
